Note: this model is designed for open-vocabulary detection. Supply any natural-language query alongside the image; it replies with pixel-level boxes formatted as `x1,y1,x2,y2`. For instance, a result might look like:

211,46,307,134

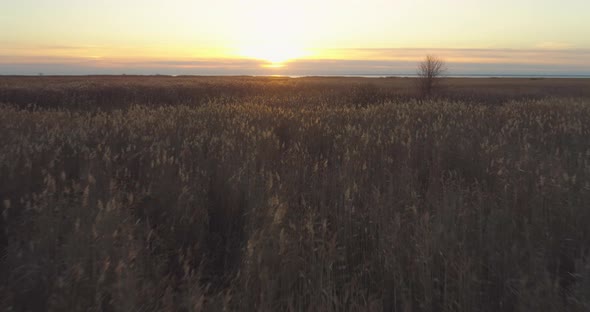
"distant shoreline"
277,74,590,79
2,74,590,79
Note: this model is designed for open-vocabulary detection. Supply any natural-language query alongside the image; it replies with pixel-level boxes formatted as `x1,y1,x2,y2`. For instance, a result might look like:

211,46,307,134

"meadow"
0,76,589,311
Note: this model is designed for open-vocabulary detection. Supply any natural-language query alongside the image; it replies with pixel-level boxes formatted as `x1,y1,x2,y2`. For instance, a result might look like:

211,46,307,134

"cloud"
1,48,589,76
318,48,590,65
535,42,574,50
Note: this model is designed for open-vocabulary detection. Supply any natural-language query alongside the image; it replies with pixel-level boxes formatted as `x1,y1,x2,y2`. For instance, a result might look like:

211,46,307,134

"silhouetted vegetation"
2,76,590,110
416,55,446,98
1,76,590,311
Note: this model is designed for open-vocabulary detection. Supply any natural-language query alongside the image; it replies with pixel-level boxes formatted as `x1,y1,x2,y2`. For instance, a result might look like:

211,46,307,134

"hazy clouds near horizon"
2,48,589,76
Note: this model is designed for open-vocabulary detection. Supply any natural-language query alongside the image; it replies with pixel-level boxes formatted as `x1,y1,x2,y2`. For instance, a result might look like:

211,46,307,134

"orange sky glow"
2,0,589,75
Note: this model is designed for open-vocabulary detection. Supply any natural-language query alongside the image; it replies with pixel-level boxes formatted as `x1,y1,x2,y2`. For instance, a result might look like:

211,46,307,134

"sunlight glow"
231,0,313,67
2,0,590,74
239,43,309,67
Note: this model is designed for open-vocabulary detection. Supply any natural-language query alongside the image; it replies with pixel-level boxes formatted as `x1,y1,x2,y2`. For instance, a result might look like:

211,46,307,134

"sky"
1,0,590,76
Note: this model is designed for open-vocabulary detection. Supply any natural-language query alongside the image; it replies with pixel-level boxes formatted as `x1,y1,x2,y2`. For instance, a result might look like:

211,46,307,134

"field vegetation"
1,76,590,311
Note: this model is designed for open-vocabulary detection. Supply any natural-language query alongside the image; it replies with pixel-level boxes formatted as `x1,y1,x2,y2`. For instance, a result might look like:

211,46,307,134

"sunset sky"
2,0,590,76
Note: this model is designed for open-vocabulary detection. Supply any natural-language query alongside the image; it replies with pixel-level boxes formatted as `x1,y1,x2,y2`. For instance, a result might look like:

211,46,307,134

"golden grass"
0,77,589,311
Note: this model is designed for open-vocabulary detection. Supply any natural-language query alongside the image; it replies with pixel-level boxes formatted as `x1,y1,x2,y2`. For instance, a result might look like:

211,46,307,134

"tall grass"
0,78,589,311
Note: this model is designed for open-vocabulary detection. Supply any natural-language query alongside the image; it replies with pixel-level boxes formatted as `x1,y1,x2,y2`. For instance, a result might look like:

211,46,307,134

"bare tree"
416,55,446,98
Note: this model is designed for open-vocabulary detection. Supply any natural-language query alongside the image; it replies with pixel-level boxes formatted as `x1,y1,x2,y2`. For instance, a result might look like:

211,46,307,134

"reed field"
0,76,590,311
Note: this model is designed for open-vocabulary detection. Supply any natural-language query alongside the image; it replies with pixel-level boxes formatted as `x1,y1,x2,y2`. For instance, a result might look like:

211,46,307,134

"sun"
239,42,308,67
232,1,311,68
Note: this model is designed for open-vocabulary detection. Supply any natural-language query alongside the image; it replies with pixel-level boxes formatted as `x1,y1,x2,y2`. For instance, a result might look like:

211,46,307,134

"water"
265,74,590,79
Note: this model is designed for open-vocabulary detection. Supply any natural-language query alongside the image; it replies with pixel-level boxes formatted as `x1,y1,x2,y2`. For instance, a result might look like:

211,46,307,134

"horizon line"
3,73,590,78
